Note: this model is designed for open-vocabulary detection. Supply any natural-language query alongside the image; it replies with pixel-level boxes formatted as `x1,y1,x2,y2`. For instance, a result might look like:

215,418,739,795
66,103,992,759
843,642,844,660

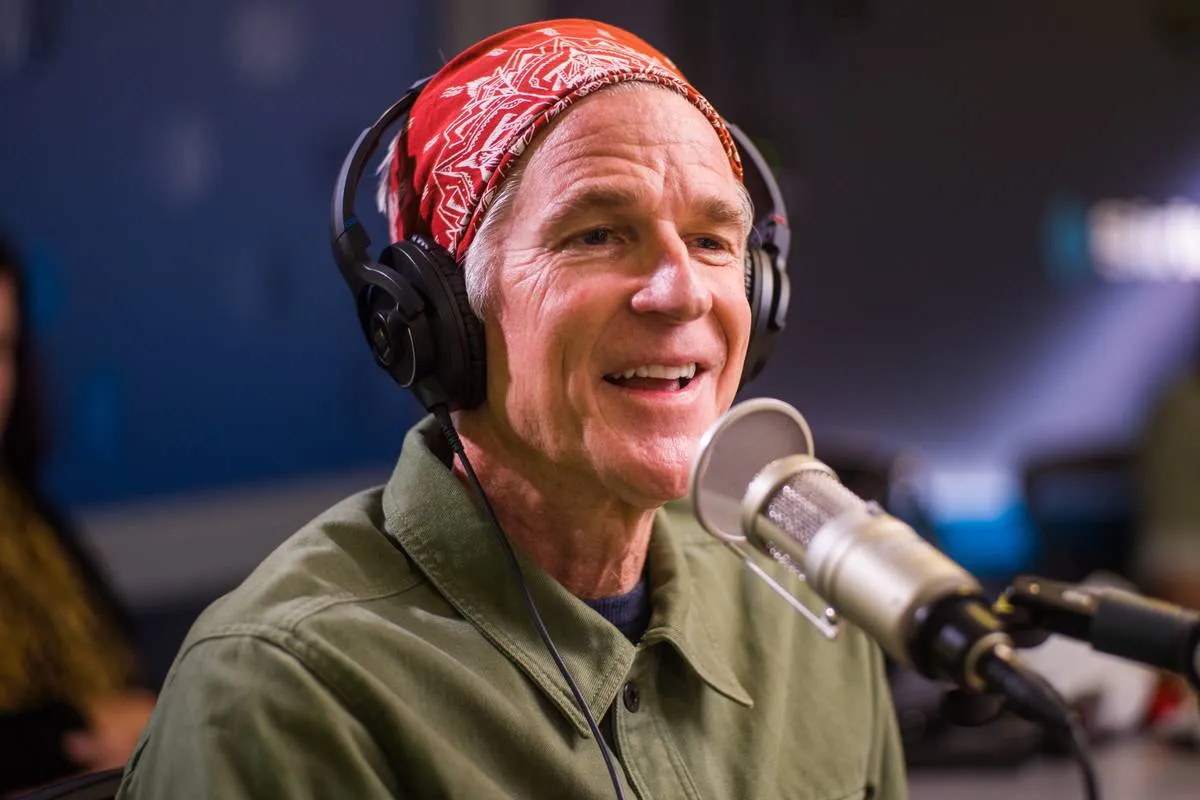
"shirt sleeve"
116,633,398,800
867,650,909,800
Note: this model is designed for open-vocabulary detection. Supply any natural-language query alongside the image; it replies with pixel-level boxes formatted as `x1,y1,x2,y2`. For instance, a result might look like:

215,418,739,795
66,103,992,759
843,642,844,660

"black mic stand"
944,574,1200,728
926,576,1190,800
930,573,1200,800
998,575,1200,693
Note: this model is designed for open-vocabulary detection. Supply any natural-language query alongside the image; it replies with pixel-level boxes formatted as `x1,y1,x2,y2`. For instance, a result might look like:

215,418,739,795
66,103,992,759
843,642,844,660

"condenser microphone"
690,398,1072,728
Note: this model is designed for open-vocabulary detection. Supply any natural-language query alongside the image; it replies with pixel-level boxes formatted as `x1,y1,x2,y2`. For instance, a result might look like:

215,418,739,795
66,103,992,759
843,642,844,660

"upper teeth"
609,363,698,380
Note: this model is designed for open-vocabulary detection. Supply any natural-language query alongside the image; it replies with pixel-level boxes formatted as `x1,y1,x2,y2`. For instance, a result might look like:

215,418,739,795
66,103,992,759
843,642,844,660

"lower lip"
601,373,704,401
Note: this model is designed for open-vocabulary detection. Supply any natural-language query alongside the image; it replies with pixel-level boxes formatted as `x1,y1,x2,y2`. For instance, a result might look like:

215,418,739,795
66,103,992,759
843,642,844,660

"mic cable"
975,644,1100,800
690,397,1101,800
433,405,627,800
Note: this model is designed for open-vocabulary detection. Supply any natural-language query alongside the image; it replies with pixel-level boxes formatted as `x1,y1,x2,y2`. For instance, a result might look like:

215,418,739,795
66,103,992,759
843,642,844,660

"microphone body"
691,399,1074,731
1005,575,1200,690
743,454,1012,692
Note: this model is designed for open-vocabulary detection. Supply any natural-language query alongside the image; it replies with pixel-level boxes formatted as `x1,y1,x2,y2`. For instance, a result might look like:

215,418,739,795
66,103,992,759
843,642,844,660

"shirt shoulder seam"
275,575,428,630
168,625,397,755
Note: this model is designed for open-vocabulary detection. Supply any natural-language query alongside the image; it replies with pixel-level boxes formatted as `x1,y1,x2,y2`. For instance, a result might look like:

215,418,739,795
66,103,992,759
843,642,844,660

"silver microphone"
690,398,1070,715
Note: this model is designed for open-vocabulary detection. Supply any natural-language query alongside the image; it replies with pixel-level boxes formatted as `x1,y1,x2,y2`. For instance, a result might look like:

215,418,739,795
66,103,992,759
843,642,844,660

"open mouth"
603,363,699,392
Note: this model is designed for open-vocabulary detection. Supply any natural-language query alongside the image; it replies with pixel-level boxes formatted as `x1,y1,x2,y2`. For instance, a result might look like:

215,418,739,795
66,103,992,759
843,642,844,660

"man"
118,20,905,799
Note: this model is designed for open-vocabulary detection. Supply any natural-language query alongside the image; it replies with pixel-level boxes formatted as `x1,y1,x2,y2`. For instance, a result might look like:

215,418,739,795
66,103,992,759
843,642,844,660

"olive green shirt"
118,418,906,799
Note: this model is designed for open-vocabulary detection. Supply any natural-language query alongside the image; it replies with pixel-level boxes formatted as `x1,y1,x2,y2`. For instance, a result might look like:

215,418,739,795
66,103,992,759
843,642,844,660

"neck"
450,420,654,599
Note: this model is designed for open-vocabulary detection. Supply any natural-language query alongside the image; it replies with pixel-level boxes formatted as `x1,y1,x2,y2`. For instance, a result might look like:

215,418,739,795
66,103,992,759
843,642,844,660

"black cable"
979,646,1101,800
433,406,627,800
1063,711,1101,800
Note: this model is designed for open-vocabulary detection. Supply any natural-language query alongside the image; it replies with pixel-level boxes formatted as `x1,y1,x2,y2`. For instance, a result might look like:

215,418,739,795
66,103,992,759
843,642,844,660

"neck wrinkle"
449,422,656,599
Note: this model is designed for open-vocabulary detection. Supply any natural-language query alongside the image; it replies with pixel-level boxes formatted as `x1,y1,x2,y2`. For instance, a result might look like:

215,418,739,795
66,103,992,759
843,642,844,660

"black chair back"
1021,447,1137,583
14,768,123,800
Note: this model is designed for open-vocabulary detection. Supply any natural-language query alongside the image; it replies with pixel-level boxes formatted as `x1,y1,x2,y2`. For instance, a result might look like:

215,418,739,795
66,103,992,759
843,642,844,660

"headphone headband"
331,76,431,284
727,122,791,275
725,122,792,384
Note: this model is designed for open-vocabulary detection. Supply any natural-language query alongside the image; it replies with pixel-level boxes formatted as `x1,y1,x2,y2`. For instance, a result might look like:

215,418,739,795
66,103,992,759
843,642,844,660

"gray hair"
459,158,527,320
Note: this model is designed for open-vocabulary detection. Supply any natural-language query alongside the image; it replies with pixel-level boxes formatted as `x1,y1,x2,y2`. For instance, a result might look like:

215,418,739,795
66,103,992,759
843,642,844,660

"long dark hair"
0,232,140,670
0,231,44,494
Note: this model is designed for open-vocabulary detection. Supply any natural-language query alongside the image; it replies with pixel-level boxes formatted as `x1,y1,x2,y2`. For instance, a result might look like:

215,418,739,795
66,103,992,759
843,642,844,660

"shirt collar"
382,417,752,736
644,500,754,709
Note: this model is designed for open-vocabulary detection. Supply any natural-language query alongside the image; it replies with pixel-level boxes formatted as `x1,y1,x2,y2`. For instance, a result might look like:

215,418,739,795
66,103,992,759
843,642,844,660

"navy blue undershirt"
581,577,652,644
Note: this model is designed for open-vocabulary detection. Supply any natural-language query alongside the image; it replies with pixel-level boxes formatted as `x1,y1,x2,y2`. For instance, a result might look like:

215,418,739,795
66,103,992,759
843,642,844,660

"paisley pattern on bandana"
382,20,742,261
0,479,135,710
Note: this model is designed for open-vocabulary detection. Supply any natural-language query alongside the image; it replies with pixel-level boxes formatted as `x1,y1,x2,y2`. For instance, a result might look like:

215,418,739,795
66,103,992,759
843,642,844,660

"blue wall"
6,1,1200,582
1,0,439,505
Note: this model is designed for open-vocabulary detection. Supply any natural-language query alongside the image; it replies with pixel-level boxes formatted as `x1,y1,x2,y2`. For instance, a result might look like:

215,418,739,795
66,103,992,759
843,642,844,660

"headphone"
331,76,791,414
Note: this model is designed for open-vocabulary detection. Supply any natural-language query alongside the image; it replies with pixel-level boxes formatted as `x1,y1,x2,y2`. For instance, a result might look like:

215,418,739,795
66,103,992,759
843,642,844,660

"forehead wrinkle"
524,90,718,188
542,183,652,229
514,89,746,237
541,178,748,237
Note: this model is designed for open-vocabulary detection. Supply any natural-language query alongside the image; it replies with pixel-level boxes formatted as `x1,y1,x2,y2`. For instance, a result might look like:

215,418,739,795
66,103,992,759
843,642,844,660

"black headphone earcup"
418,239,488,411
352,262,437,391
383,235,487,412
741,246,789,388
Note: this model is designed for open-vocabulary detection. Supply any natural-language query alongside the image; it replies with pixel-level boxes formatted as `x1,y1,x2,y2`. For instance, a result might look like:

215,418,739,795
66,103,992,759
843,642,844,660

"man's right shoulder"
176,485,440,662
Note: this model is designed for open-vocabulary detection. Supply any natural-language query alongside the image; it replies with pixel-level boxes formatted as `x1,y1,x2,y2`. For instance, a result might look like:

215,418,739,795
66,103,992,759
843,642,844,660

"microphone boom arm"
999,575,1200,692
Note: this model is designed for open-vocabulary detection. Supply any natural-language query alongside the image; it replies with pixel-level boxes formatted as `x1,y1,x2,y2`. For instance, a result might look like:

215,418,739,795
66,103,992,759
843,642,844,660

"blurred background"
3,0,1200,796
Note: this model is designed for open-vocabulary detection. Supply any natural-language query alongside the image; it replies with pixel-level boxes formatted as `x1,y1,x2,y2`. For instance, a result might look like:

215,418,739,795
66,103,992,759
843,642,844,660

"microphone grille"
766,467,868,548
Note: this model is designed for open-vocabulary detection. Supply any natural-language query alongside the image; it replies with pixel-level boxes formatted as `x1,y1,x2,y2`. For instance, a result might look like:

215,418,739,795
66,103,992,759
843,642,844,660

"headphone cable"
433,406,628,800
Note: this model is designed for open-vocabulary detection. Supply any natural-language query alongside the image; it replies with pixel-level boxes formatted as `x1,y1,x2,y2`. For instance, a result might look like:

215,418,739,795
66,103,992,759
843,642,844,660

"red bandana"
381,19,743,261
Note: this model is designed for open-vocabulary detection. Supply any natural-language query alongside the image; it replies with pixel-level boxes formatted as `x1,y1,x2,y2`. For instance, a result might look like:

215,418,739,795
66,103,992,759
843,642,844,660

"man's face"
475,86,752,507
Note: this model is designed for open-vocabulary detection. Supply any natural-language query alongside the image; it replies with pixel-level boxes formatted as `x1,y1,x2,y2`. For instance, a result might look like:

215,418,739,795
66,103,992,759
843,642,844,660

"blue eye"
695,237,723,250
580,228,612,246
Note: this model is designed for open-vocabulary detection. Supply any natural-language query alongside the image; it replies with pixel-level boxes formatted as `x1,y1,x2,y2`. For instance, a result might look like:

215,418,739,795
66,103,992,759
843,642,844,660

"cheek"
488,277,588,396
719,279,754,366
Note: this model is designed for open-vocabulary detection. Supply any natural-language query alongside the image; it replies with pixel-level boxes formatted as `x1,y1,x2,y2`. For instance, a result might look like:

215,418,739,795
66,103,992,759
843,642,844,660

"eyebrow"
542,184,752,236
697,192,754,235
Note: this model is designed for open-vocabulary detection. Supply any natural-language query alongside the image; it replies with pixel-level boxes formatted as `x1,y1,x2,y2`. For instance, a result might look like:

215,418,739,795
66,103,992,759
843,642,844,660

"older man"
118,20,905,800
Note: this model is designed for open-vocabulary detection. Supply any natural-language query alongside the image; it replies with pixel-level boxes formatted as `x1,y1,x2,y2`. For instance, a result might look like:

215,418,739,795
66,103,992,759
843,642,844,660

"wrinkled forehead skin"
381,18,743,263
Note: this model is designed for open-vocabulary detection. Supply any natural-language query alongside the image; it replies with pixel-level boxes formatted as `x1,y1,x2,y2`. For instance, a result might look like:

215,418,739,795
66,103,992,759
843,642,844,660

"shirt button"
622,681,641,713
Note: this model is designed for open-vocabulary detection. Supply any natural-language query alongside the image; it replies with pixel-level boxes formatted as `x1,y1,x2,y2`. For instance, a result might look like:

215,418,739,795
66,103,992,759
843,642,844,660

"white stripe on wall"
78,468,391,606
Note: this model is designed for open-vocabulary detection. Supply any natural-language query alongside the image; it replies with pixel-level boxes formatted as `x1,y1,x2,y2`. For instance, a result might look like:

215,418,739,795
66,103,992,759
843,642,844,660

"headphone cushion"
741,246,772,388
408,236,488,410
440,257,488,410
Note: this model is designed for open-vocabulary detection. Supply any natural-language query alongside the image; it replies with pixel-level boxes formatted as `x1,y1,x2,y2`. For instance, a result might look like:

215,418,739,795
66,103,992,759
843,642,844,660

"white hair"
377,82,754,321
459,158,528,320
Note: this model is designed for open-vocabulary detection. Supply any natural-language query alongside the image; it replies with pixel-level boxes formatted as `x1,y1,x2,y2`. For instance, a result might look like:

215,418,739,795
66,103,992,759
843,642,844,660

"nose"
630,230,712,322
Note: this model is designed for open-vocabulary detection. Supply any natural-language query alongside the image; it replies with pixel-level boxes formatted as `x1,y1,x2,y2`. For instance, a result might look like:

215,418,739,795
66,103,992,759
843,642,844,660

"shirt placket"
612,645,707,800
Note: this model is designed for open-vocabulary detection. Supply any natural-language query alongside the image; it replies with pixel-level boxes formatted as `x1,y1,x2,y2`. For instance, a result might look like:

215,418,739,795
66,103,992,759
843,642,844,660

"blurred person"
0,233,154,795
1138,353,1200,612
118,20,905,799
1137,348,1200,741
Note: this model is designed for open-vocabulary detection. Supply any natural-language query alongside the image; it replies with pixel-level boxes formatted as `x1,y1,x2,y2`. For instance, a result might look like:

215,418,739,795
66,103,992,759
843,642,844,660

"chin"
603,439,696,508
631,470,691,507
